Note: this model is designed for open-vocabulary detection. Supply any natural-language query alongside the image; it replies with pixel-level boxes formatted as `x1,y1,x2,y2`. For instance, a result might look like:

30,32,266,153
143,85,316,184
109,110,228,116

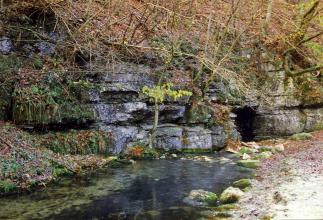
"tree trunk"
262,0,273,37
149,101,159,148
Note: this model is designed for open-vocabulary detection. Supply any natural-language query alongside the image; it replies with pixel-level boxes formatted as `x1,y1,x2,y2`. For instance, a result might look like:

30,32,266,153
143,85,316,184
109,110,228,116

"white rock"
242,153,251,160
274,144,285,152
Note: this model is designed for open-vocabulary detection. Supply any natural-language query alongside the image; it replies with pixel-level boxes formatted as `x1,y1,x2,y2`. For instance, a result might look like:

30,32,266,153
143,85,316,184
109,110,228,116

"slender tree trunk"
262,0,273,37
149,100,159,148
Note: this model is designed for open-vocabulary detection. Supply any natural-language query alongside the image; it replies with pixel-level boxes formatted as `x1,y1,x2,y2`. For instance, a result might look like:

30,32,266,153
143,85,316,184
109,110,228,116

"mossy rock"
290,133,313,141
258,146,273,152
213,204,239,212
254,151,272,159
184,189,218,206
219,187,244,204
232,179,251,189
239,147,255,154
237,160,260,169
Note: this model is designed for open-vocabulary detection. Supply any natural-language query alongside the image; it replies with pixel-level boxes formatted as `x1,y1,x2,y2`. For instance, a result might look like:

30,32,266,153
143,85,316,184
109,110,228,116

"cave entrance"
234,107,256,142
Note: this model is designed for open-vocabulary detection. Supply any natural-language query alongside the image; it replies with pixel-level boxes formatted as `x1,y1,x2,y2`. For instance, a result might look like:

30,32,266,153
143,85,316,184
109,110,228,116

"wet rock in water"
171,153,178,158
290,132,313,141
273,144,284,152
183,189,218,206
0,37,13,54
219,187,244,204
237,159,260,169
232,179,251,189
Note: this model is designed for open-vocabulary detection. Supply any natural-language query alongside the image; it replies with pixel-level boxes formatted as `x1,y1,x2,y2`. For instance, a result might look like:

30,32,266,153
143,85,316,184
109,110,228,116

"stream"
0,153,252,220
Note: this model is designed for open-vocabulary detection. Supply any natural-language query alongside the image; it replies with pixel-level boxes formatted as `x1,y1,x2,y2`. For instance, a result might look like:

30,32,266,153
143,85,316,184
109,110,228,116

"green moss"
261,215,273,220
181,148,213,154
187,102,216,126
258,146,273,152
254,151,272,159
204,192,218,205
0,54,21,73
12,82,96,125
0,180,17,193
237,160,260,169
313,123,323,131
213,204,239,212
239,147,254,154
33,55,44,69
53,166,73,177
232,179,251,189
34,130,112,155
290,133,313,141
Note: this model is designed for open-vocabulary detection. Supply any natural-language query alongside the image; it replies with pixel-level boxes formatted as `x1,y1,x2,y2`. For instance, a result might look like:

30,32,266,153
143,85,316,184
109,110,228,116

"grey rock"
304,108,323,131
35,41,56,55
99,125,138,154
183,189,218,207
211,125,228,150
101,63,156,93
253,109,305,138
182,126,212,149
0,38,13,54
95,102,148,124
157,105,186,122
156,124,183,150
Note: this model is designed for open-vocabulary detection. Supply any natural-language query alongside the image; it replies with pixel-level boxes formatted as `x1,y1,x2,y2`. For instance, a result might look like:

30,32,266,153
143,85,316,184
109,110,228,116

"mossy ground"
0,124,114,195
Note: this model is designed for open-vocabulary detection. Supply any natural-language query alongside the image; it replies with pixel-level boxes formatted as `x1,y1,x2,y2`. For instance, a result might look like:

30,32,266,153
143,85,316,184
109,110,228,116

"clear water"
0,154,251,220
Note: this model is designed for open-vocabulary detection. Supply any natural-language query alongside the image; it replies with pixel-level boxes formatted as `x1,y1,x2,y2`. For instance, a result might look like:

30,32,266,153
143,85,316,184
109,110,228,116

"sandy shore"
233,131,323,220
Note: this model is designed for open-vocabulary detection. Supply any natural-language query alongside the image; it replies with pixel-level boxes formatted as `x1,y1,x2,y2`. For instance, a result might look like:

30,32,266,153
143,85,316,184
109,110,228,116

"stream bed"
0,153,252,220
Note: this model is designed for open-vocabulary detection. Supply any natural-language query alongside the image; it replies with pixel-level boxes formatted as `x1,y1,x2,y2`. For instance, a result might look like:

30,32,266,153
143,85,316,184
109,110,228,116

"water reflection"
0,154,251,220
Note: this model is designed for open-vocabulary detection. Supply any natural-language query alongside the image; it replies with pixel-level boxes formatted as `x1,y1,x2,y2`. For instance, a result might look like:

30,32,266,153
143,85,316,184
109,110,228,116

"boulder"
219,187,244,204
241,153,251,160
99,125,139,154
232,179,251,189
183,189,218,206
256,151,273,159
237,160,260,169
273,144,284,152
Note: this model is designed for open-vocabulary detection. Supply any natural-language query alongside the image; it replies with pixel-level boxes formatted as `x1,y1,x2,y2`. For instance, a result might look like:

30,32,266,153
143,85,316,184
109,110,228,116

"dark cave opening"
234,106,256,142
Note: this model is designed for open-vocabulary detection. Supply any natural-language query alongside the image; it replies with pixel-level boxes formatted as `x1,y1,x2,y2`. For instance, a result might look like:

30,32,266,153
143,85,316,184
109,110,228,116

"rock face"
250,66,323,140
84,62,236,153
83,61,322,153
